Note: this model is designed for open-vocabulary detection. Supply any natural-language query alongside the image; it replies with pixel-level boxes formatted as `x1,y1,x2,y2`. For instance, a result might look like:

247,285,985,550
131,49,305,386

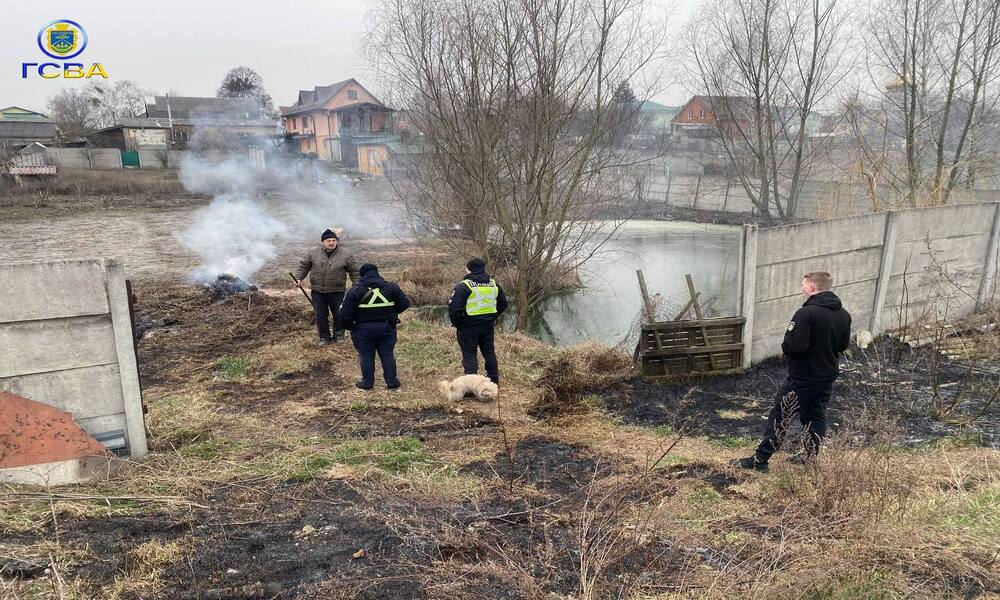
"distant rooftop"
0,106,52,122
637,100,679,112
145,96,263,119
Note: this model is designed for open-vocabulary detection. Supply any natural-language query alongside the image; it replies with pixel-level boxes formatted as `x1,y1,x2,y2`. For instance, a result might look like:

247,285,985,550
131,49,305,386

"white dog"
438,374,499,402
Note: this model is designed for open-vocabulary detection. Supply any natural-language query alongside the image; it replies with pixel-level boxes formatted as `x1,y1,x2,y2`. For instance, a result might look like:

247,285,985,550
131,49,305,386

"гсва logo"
22,19,109,79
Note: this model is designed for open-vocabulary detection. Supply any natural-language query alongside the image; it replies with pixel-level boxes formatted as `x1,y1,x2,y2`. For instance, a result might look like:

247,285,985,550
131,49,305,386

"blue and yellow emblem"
37,20,87,60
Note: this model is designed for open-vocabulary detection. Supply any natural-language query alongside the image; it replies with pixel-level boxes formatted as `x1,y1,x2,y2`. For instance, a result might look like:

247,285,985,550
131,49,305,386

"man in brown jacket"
292,229,360,345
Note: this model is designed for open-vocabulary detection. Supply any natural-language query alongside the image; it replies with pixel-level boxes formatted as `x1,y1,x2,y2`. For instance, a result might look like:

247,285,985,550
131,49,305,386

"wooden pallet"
639,316,746,379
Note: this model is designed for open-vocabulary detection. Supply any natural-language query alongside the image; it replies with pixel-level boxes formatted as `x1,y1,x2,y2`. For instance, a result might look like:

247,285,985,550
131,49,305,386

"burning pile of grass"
529,342,631,418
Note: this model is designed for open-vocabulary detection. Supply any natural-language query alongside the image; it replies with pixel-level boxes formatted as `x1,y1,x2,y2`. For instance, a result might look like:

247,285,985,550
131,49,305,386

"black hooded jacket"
782,291,852,382
338,272,411,330
448,268,509,329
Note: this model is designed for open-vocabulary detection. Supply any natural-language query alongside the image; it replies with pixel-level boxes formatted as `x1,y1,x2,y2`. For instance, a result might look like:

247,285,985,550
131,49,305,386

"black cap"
466,257,486,271
359,263,378,276
321,229,338,241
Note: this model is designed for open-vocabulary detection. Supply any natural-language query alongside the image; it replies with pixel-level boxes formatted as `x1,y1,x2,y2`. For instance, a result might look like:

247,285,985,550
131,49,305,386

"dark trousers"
456,327,499,384
312,291,345,340
756,376,835,461
351,321,399,386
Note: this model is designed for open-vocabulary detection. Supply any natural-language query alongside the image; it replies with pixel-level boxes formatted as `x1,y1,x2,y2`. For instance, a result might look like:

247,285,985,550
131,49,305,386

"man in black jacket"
448,258,508,385
338,263,411,390
737,271,852,471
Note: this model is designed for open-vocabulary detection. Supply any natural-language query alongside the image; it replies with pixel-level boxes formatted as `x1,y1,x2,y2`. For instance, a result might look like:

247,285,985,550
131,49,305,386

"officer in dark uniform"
736,271,852,471
338,263,411,390
448,258,508,384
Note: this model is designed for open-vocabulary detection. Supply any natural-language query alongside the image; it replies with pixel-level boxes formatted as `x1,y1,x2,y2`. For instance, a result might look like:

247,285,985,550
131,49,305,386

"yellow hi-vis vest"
464,279,498,316
359,287,395,309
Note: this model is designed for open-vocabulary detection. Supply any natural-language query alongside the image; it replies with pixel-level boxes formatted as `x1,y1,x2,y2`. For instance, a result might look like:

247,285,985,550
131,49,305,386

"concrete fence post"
740,224,759,368
870,211,899,336
105,259,148,457
976,202,1000,310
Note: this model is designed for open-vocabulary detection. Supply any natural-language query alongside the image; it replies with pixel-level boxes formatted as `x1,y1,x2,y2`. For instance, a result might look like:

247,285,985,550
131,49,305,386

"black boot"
733,456,769,472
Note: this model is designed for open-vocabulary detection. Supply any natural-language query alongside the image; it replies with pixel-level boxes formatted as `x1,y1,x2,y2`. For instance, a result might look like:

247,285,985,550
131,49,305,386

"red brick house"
671,95,753,137
281,79,396,171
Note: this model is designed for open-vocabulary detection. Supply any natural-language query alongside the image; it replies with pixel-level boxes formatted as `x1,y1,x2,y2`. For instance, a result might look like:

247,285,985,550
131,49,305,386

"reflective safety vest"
464,279,499,316
359,287,395,309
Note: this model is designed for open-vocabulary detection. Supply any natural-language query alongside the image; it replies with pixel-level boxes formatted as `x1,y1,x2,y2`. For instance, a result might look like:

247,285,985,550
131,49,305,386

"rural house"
84,96,278,152
0,106,57,157
143,96,278,146
84,118,171,152
280,79,398,175
671,95,754,138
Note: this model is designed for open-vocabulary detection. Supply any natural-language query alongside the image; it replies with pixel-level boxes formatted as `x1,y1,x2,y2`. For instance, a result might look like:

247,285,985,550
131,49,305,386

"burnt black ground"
606,338,1000,448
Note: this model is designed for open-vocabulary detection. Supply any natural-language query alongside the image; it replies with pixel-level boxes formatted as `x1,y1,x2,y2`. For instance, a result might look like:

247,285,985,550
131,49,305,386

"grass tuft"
214,356,253,379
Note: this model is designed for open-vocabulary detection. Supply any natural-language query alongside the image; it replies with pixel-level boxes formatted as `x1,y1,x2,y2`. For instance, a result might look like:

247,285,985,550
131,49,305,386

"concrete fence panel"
91,149,123,169
881,203,998,331
750,212,888,363
744,202,1000,363
0,259,147,458
45,148,90,168
138,150,168,169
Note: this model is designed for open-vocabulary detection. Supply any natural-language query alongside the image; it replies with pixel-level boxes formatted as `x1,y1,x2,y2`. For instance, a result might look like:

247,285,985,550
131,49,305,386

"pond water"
419,220,744,347
514,221,743,347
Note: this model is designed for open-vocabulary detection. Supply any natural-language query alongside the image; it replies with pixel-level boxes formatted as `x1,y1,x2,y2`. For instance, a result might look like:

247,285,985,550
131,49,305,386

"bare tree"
858,0,1000,206
46,88,100,139
687,0,850,224
367,0,666,329
86,80,150,128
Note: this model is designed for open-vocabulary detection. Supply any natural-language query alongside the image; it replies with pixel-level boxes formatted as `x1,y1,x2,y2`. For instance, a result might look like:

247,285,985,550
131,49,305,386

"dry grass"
529,342,632,418
396,253,464,306
2,169,189,198
3,280,999,599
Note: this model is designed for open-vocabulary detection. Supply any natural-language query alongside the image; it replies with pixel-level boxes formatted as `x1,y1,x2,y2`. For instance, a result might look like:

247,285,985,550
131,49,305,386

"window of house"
699,108,705,117
688,110,693,118
303,116,309,130
348,90,358,100
290,117,296,129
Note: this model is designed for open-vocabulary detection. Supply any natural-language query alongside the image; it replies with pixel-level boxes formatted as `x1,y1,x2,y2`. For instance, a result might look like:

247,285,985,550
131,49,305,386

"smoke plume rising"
176,149,392,284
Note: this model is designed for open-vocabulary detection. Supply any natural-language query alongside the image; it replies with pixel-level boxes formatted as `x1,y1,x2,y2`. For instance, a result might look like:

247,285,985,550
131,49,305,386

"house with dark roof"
142,95,277,146
281,79,397,173
0,106,57,156
83,117,172,151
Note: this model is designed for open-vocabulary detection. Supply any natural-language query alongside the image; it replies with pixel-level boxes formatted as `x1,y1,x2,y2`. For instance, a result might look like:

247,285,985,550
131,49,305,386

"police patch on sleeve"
787,321,796,332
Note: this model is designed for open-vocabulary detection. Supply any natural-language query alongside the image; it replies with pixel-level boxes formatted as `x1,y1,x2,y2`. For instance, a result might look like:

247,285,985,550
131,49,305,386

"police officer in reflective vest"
448,258,508,384
338,263,411,390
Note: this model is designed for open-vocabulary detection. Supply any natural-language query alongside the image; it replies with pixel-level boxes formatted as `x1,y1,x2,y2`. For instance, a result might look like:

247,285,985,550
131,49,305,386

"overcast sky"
1,0,692,115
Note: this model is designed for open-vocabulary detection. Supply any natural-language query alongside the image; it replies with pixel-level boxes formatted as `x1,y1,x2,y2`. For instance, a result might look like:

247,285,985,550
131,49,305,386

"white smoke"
175,148,394,285
176,193,288,283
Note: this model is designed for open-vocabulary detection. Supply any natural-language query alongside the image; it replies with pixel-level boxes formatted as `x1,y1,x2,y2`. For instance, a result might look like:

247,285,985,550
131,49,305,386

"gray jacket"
294,246,360,293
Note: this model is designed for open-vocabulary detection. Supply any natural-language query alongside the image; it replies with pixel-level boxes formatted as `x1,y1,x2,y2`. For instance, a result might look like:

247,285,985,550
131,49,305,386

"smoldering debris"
204,274,260,302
